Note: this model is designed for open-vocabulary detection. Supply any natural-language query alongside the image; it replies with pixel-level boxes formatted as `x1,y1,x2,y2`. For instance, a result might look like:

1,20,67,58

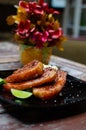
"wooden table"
0,42,86,130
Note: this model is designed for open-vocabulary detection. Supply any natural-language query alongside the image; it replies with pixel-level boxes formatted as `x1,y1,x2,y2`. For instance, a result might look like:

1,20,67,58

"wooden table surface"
0,42,86,130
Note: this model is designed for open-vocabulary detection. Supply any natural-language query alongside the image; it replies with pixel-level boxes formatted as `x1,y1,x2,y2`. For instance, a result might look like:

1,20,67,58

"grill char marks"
33,70,67,100
4,67,57,90
4,60,43,83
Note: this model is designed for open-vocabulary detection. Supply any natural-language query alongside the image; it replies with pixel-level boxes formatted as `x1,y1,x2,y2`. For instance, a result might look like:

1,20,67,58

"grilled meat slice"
4,67,57,90
33,70,67,100
4,60,43,83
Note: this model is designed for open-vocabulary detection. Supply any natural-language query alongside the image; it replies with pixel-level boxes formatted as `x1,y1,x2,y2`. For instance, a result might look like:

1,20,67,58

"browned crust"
4,60,43,83
3,67,57,90
33,70,67,100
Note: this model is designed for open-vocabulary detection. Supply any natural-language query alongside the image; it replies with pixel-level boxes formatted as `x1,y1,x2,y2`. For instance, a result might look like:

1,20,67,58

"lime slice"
11,89,32,99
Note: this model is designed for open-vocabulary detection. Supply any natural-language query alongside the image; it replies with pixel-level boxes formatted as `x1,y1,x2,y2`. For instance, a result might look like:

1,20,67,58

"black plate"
0,75,86,110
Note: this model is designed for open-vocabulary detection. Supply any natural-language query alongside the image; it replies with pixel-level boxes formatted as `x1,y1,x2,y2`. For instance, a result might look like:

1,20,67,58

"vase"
19,44,52,65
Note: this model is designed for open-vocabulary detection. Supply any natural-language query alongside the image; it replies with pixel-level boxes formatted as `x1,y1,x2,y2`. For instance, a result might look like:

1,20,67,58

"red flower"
38,0,48,10
46,8,60,15
51,28,63,39
33,5,44,15
19,1,30,12
38,0,44,5
16,20,30,38
31,31,48,48
38,0,59,15
19,1,44,15
45,28,63,42
7,0,66,49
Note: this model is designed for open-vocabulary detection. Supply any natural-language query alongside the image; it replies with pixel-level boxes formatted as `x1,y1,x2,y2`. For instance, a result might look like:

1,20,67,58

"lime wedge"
11,89,32,99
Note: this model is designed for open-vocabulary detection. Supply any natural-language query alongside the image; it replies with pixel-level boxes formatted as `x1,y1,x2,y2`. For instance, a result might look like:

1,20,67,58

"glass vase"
19,44,52,65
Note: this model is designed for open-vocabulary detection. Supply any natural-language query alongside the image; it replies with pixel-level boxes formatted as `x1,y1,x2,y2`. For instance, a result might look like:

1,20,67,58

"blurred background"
0,0,86,64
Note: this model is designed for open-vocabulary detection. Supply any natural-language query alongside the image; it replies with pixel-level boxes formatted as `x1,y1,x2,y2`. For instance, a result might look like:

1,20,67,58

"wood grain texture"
0,42,86,130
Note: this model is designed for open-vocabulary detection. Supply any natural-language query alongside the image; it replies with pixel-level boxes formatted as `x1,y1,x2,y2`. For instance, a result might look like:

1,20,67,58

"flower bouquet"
7,0,66,64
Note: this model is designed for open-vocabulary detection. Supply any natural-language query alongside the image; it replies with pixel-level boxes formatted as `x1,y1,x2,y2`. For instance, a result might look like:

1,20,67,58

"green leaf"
0,78,6,85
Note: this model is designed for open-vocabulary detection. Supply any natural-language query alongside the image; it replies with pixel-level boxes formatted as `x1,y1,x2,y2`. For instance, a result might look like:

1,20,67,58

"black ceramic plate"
0,75,86,109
